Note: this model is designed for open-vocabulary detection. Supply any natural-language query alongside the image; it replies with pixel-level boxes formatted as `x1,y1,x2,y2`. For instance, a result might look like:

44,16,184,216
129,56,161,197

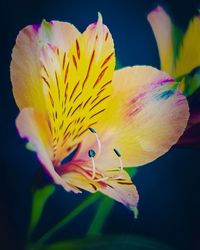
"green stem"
27,185,55,239
87,168,138,236
87,196,114,236
174,73,188,82
35,192,101,246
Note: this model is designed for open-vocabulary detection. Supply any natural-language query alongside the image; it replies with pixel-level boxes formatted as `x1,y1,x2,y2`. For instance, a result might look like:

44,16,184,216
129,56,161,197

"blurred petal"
147,6,174,74
16,108,78,192
78,66,189,168
175,15,200,76
40,13,115,164
10,21,80,111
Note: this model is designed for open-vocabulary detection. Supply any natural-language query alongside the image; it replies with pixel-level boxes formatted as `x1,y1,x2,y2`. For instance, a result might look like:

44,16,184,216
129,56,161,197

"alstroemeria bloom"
148,6,200,146
11,14,189,208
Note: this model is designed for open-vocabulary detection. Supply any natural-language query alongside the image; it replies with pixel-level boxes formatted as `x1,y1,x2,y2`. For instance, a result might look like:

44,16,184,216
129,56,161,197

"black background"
1,0,200,249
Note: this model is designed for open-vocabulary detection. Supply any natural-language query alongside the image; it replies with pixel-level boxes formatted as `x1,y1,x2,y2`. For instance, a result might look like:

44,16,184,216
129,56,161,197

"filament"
94,176,109,182
89,128,101,158
118,156,123,173
91,157,96,179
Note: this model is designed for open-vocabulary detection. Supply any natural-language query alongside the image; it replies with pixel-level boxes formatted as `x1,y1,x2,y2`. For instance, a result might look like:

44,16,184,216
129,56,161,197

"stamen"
88,149,96,179
88,149,96,158
113,148,121,157
113,148,123,179
95,176,109,182
89,127,102,157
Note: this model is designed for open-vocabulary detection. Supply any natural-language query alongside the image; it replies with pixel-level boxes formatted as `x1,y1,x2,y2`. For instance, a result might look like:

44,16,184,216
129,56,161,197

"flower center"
88,128,124,181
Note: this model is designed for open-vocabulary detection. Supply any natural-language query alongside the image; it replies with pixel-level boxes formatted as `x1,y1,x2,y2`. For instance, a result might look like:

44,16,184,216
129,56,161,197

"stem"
27,185,55,239
87,196,114,236
87,168,138,236
174,73,187,82
35,192,101,246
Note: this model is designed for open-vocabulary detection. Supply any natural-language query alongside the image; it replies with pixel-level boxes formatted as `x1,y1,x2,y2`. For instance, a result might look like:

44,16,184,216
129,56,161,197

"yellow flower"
11,14,189,208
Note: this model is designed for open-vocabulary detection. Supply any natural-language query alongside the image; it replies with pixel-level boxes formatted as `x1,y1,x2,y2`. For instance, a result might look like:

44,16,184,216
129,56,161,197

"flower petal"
78,66,189,168
147,6,174,74
59,161,138,208
175,15,200,77
40,14,115,164
10,21,80,111
16,108,79,192
99,171,139,209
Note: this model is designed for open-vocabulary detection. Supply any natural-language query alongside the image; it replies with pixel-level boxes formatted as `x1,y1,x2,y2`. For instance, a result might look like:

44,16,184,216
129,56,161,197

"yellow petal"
16,108,79,193
40,14,115,164
10,21,80,112
147,6,174,74
78,66,189,168
175,15,200,77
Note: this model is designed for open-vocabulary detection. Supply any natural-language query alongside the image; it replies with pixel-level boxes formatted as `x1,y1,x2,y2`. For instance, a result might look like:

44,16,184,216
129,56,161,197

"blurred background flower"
148,5,200,147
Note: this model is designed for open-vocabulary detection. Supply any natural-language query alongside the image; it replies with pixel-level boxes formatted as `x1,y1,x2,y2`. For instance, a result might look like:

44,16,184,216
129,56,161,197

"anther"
113,148,123,179
88,149,96,158
89,127,96,133
88,127,102,157
88,149,96,179
113,148,121,157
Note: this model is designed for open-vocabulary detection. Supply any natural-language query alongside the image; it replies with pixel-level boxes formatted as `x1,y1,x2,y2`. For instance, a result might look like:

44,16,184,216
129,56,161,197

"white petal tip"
132,207,139,219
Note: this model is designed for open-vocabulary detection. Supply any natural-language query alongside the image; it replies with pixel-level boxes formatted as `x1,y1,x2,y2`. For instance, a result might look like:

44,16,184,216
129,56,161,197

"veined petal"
11,25,45,111
175,15,200,77
58,161,139,208
10,21,80,112
16,108,79,193
99,170,139,209
40,14,115,164
78,66,189,168
147,6,174,74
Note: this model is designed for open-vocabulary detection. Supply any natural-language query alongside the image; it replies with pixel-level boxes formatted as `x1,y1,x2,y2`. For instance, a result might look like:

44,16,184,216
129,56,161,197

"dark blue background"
1,0,200,249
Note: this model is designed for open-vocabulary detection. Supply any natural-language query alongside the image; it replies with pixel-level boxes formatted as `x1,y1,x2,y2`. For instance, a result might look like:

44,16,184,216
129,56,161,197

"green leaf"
126,167,138,176
183,66,200,97
28,185,55,237
46,235,176,250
